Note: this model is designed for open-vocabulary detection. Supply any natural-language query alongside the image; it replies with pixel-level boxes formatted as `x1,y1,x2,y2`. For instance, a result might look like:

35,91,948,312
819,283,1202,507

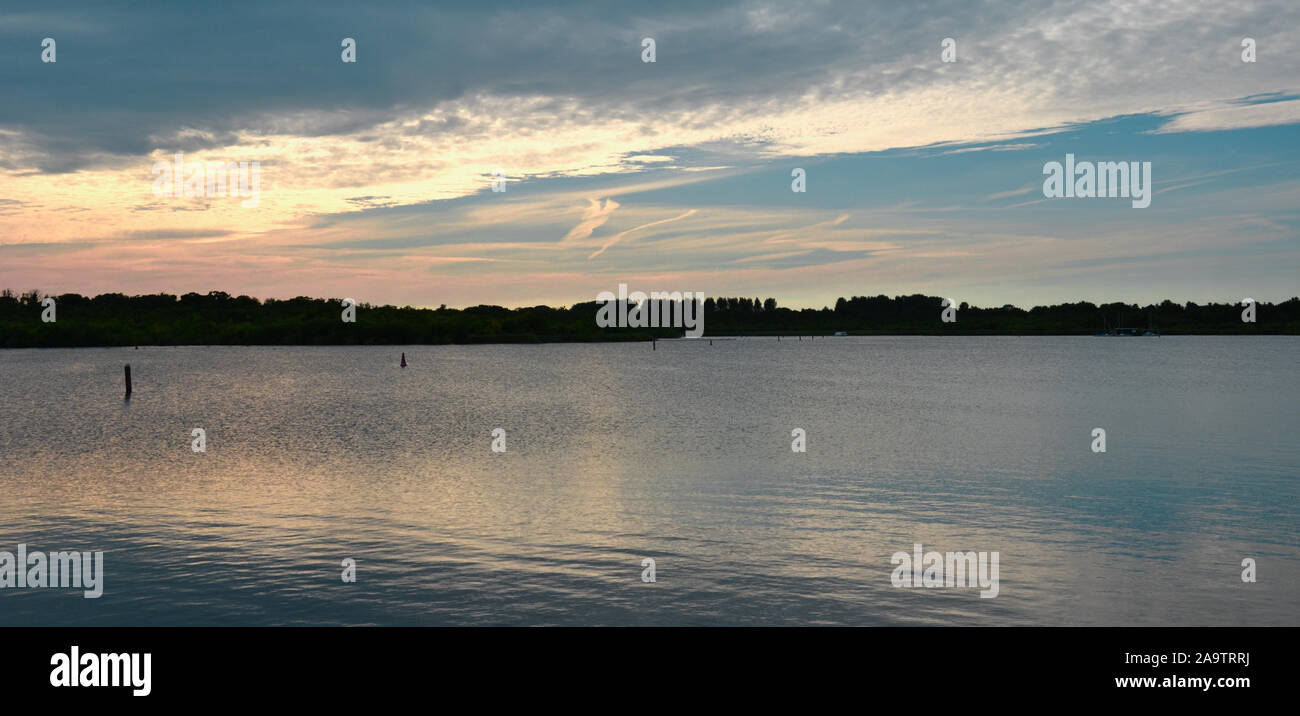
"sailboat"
400,352,407,367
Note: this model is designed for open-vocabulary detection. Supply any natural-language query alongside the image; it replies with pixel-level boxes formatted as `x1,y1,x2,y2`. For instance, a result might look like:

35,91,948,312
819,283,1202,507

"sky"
1,0,1298,309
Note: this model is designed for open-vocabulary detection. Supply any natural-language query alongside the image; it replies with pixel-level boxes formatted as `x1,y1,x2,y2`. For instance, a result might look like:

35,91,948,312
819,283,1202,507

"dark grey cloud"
0,240,97,254
3,0,1297,182
0,0,1055,171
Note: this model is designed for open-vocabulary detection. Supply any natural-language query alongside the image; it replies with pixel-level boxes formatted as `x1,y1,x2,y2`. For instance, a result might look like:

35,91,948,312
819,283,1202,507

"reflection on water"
1,337,1296,625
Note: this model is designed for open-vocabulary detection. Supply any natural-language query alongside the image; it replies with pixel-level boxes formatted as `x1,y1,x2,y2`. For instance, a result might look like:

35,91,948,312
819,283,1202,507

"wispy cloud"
1155,99,1300,133
941,143,1040,156
984,184,1038,201
588,209,698,259
562,198,620,242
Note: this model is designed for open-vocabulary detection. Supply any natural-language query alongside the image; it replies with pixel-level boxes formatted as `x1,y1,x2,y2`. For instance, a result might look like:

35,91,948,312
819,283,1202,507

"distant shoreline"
2,291,1296,347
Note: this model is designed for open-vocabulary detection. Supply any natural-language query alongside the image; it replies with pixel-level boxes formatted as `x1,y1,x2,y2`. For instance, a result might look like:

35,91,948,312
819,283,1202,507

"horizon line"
4,288,1297,314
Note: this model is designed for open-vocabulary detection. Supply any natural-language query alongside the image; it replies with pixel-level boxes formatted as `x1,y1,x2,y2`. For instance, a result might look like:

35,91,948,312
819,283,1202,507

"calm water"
0,337,1296,625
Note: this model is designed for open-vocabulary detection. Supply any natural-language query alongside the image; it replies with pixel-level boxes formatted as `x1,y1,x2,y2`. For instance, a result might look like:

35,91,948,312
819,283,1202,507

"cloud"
114,228,236,241
562,198,620,242
588,209,698,259
941,143,1040,156
4,0,1298,180
1155,99,1300,133
2,0,1299,307
984,185,1038,201
730,246,876,270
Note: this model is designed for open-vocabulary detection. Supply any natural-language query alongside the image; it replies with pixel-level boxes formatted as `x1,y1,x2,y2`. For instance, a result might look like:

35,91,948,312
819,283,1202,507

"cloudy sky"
1,0,1297,308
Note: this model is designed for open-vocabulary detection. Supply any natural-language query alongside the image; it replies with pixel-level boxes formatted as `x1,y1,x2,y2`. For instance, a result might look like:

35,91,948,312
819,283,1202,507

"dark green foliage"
0,290,1295,347
710,294,1299,336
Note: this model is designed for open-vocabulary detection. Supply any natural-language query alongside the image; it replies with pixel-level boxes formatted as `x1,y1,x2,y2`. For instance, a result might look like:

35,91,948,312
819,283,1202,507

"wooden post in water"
124,364,132,398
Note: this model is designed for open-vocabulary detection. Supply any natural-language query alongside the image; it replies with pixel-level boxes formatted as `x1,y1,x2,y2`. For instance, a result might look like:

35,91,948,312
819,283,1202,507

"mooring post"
124,364,132,398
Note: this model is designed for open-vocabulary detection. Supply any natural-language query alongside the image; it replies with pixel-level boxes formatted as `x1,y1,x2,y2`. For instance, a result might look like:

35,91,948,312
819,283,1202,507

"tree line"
1,289,1295,347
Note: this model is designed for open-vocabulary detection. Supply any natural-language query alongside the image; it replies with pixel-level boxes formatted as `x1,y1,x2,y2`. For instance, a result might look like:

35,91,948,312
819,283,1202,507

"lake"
1,337,1296,625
